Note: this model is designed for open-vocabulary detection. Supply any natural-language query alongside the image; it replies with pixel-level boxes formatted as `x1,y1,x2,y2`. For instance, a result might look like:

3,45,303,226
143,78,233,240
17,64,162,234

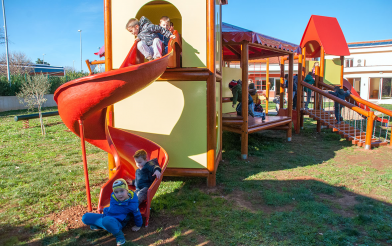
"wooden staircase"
303,109,389,148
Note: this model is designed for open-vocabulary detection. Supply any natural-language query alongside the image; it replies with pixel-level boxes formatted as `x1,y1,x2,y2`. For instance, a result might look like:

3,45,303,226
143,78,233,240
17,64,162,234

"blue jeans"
335,104,343,122
82,213,125,241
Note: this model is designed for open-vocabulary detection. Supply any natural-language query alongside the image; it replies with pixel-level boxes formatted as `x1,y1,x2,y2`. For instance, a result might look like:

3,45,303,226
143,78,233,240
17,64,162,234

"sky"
1,0,391,72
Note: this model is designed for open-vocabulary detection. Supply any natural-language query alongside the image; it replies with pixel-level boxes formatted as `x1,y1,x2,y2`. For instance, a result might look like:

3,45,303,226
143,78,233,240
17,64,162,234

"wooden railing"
299,81,392,149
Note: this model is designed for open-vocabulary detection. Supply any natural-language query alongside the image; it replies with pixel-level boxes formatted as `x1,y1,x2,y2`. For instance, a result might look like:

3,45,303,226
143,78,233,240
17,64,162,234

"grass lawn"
1,107,392,245
379,104,392,112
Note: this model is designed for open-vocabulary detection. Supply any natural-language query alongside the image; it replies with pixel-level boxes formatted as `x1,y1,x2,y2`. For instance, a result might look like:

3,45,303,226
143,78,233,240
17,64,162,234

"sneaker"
132,225,141,232
90,225,102,231
116,239,126,246
146,56,153,61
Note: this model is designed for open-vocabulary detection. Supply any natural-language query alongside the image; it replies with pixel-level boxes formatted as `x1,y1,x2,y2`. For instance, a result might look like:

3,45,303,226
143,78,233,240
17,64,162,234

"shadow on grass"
1,176,392,245
221,117,353,173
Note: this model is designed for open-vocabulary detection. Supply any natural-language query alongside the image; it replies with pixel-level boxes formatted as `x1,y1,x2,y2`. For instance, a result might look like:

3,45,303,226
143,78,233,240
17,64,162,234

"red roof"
300,15,350,58
222,22,300,61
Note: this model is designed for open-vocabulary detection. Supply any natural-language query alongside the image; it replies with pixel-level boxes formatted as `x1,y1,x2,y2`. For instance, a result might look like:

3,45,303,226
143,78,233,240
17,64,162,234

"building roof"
222,22,300,61
347,39,392,48
300,15,350,58
31,64,65,76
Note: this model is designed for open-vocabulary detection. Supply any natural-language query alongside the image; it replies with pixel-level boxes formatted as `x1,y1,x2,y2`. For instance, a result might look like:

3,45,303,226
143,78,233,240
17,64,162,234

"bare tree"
64,66,75,72
17,73,51,135
0,51,33,76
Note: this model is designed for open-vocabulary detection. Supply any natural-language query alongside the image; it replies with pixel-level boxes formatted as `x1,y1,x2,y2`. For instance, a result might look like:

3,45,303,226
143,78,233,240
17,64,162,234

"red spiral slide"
54,40,171,226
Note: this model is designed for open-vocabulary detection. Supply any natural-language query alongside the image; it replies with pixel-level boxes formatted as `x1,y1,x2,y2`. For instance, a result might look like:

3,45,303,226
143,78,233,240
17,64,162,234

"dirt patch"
46,205,89,233
219,190,295,215
318,192,359,217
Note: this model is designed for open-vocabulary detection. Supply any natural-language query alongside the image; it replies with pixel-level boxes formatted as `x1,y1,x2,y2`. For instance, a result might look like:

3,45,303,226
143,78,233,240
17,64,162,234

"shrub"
0,71,88,96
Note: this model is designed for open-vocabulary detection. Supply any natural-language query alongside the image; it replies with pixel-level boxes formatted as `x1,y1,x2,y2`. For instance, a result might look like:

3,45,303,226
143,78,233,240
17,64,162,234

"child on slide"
130,149,162,205
82,179,143,245
126,16,175,61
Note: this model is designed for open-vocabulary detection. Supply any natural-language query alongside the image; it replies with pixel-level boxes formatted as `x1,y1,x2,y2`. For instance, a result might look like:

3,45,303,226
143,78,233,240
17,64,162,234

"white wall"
0,94,57,112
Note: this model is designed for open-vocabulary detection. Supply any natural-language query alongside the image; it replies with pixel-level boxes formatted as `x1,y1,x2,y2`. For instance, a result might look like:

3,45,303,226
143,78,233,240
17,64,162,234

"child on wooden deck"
229,80,255,118
126,16,175,61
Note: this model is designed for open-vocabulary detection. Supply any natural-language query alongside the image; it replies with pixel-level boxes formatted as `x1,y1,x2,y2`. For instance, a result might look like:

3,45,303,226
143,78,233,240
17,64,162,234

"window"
381,78,392,99
256,80,262,91
345,58,353,68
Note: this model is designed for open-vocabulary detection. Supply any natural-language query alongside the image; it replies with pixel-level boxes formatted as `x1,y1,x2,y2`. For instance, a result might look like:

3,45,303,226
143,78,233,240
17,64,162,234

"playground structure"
54,1,392,220
276,15,392,149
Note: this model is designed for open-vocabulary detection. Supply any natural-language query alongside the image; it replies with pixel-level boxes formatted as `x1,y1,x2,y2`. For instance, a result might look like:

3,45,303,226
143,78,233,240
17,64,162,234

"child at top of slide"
126,16,175,61
157,16,171,56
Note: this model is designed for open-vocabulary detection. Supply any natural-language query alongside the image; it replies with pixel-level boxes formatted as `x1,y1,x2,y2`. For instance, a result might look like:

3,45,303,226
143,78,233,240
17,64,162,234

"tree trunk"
38,106,46,135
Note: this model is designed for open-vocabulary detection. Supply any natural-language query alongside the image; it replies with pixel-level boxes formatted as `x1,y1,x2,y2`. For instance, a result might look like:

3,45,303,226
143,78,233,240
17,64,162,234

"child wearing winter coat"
126,16,175,61
328,86,351,123
157,16,171,56
304,72,315,108
229,80,255,118
130,149,162,205
82,179,143,246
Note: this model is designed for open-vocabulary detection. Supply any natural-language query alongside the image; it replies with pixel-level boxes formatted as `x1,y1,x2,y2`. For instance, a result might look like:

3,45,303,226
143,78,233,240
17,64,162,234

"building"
327,39,392,103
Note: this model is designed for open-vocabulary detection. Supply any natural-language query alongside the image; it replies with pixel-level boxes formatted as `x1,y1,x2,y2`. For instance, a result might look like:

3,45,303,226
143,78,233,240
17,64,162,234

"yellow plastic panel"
114,80,207,169
324,59,342,85
115,82,184,135
222,67,242,113
112,0,206,68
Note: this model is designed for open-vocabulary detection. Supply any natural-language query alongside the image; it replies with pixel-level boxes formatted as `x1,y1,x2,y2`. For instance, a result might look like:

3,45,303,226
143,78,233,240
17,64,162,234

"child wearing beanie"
82,178,143,246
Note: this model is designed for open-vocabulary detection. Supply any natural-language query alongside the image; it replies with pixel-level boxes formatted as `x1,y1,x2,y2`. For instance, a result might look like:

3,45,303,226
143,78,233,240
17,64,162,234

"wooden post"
78,120,92,212
206,0,216,186
365,111,374,150
296,55,303,134
340,56,344,88
302,47,306,77
315,66,321,133
104,0,116,179
241,41,249,160
266,58,269,115
280,58,285,110
104,0,112,71
301,47,306,128
320,47,325,83
319,47,325,116
287,54,293,141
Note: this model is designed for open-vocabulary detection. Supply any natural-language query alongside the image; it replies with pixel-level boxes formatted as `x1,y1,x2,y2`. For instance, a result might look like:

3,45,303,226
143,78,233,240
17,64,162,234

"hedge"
0,71,89,96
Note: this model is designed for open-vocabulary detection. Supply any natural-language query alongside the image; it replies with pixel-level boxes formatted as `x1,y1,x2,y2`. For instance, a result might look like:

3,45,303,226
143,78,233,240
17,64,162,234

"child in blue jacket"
328,86,351,123
82,178,143,245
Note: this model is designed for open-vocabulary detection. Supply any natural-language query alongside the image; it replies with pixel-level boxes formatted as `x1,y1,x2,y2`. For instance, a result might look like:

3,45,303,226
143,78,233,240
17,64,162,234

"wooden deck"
222,112,292,134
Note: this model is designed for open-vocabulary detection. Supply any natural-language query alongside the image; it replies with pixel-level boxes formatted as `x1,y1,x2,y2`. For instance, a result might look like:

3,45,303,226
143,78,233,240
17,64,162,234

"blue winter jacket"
328,89,351,108
133,158,162,191
103,191,143,227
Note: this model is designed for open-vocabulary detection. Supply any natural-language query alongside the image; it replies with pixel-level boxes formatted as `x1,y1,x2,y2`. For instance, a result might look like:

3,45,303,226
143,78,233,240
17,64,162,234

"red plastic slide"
54,40,170,226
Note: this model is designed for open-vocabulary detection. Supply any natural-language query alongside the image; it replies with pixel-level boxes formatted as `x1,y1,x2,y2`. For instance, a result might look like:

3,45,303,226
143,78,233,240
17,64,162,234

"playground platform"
222,113,292,135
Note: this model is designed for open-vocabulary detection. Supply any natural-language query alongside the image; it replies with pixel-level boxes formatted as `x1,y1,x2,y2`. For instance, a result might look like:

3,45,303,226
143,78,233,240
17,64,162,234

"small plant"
17,73,51,135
